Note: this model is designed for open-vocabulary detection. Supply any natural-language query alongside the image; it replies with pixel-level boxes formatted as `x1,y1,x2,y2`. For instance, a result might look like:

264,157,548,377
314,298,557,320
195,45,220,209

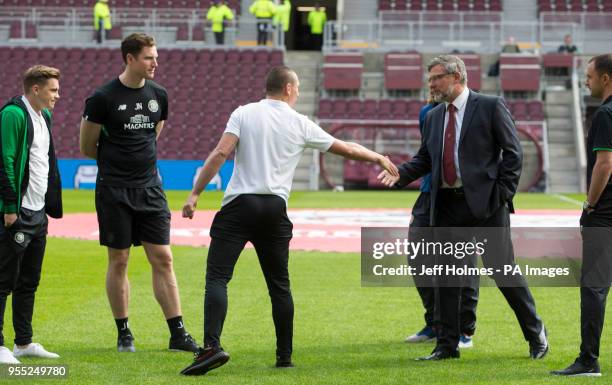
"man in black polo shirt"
552,53,612,377
79,33,198,353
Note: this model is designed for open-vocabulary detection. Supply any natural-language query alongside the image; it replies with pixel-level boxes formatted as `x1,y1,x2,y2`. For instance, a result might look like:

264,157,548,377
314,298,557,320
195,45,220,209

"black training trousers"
203,194,294,360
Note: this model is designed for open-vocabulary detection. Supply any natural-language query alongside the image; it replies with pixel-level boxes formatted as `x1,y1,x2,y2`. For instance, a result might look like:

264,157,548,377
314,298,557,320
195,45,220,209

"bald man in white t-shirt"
179,66,398,376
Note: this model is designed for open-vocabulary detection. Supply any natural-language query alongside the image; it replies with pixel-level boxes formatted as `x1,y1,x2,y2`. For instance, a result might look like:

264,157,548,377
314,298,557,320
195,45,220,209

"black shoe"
117,334,135,353
180,346,230,376
529,326,549,359
551,360,601,377
275,357,295,368
169,333,199,353
416,349,460,361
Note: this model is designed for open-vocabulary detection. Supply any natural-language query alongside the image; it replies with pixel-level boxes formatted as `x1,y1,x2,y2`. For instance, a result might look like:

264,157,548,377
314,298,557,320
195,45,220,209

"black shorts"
95,185,171,249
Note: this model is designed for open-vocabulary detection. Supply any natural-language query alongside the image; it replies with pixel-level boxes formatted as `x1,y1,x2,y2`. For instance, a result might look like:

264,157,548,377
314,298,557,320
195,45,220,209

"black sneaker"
169,333,199,353
117,334,135,353
529,326,549,359
180,346,230,376
551,360,601,377
275,360,295,368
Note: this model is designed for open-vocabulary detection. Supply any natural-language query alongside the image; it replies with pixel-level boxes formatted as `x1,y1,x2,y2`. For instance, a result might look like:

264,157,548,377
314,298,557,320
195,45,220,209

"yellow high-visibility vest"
307,9,326,35
207,4,234,33
249,0,276,19
93,1,112,30
273,0,291,32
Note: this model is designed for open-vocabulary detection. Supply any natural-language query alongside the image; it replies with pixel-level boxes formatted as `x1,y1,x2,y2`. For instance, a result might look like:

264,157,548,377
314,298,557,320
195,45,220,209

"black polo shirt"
586,95,612,191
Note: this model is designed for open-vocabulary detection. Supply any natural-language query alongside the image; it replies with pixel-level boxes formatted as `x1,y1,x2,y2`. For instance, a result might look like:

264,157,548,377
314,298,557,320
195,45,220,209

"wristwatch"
583,201,596,211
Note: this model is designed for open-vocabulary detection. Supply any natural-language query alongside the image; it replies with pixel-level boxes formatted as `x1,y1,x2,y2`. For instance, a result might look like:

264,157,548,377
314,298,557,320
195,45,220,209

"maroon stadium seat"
500,54,541,92
323,53,363,91
384,52,422,91
457,54,482,91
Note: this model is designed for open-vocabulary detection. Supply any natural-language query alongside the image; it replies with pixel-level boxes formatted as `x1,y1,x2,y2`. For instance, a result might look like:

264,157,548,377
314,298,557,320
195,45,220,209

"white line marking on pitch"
552,194,583,207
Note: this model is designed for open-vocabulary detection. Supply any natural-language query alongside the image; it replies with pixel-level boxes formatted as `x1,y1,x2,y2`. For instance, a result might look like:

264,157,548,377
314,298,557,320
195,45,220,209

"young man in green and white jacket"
0,65,63,364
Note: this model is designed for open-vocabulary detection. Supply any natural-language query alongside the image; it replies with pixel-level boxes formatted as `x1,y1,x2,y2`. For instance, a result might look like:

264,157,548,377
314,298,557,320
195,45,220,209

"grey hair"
427,55,468,85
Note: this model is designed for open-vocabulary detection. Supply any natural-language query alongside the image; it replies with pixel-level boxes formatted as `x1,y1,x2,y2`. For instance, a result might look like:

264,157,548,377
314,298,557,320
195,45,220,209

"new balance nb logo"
118,104,127,111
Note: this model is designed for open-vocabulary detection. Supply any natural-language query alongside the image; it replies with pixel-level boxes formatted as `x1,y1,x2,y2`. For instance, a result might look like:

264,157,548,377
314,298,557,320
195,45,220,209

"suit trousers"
409,192,479,334
0,207,48,346
433,189,542,352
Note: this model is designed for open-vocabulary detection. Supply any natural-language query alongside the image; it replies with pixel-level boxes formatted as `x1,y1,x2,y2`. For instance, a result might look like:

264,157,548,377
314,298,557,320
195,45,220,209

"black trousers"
578,208,612,365
433,189,542,352
256,20,270,45
311,33,323,50
96,20,105,44
214,31,224,45
204,194,293,359
409,192,479,334
0,207,48,346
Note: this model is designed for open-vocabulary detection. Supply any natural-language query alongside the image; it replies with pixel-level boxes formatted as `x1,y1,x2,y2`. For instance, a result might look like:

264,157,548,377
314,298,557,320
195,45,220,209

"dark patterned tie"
443,104,457,186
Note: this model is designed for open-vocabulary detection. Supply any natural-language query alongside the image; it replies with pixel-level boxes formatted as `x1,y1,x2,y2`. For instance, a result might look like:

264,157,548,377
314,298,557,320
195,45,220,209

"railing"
0,6,284,47
323,20,583,54
571,55,587,193
540,12,611,54
379,10,502,23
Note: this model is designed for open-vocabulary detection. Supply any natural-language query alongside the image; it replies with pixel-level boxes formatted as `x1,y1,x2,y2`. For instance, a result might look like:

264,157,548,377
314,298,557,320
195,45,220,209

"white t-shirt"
21,96,50,211
222,99,335,206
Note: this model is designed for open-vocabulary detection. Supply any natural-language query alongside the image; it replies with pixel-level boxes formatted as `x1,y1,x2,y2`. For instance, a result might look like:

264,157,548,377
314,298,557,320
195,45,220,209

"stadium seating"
379,0,503,12
499,54,541,93
0,0,241,11
317,99,425,121
322,53,364,91
457,54,481,91
0,47,282,160
384,52,423,92
537,0,612,13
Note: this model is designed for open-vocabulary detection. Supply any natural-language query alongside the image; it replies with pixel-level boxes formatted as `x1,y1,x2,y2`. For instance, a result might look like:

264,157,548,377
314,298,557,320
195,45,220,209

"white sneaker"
0,346,20,364
458,334,473,349
13,343,60,358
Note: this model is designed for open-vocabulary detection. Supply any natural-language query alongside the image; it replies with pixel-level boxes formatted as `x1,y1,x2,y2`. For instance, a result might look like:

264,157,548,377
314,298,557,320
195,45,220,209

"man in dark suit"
379,55,548,361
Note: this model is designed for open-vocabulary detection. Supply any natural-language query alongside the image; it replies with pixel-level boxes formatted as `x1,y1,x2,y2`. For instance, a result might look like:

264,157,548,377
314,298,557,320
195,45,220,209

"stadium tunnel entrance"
288,0,337,50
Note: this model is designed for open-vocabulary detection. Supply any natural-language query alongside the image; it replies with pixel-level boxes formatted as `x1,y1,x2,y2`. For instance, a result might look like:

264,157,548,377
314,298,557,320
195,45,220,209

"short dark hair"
121,33,156,63
22,65,61,93
589,54,612,77
265,66,296,95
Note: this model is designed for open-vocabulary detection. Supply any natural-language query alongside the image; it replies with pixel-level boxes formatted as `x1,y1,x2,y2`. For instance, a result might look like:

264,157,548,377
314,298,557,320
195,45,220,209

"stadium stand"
0,46,282,160
499,54,541,93
537,0,612,13
322,52,364,92
379,0,502,12
384,52,422,92
0,0,241,10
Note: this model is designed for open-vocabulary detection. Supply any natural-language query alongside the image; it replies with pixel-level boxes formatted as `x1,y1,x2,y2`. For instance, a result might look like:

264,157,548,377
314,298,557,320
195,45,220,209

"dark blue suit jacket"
396,90,522,225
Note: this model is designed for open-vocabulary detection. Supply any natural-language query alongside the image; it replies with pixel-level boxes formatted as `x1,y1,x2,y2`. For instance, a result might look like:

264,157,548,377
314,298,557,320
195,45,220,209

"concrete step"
549,184,582,193
545,105,571,118
545,90,573,104
548,143,577,157
549,170,580,182
548,156,579,170
548,129,575,143
547,118,573,131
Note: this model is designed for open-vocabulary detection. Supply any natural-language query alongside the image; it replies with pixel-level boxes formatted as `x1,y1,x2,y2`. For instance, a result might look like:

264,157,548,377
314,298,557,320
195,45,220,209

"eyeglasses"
427,72,454,83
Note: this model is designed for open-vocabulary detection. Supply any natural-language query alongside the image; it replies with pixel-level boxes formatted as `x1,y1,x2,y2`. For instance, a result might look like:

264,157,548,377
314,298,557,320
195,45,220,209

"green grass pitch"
3,190,609,385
